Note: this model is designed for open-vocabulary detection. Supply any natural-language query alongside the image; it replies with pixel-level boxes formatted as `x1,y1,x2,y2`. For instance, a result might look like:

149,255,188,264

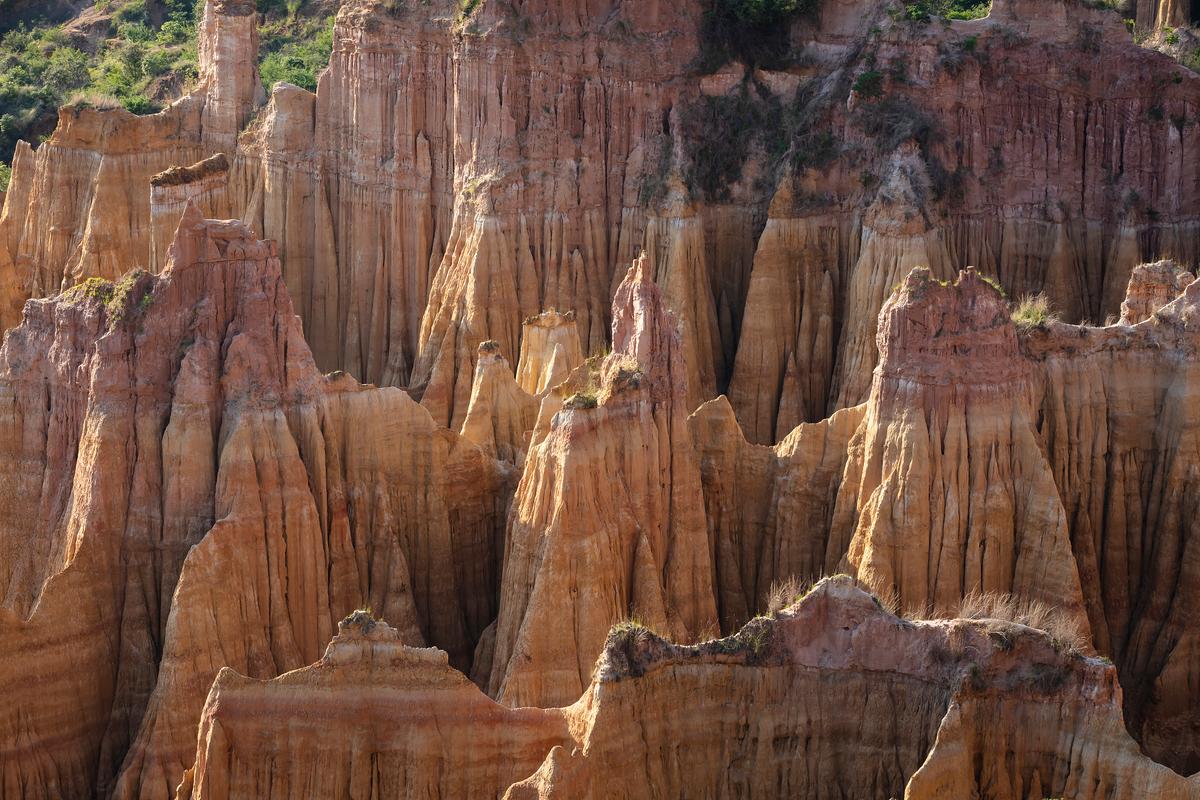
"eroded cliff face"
0,207,510,799
1026,264,1200,775
2,0,1200,794
179,578,1200,800
483,255,718,708
4,0,1197,441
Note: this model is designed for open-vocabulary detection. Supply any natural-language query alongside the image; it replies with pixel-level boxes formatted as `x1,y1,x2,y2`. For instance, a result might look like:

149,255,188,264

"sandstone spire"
485,254,718,708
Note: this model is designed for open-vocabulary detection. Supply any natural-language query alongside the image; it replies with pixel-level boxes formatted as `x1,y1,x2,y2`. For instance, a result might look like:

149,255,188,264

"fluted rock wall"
0,208,511,799
0,0,1199,793
484,255,718,708
833,269,1089,627
1026,268,1200,775
180,578,1200,800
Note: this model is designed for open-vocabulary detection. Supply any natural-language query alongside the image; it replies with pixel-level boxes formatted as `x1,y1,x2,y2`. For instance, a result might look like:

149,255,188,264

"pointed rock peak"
609,253,686,403
166,203,274,273
165,199,208,271
877,267,1023,386
1120,260,1196,325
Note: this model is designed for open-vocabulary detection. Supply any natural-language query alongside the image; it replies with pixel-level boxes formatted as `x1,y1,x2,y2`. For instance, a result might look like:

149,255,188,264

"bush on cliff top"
896,0,991,22
0,0,340,174
697,0,819,71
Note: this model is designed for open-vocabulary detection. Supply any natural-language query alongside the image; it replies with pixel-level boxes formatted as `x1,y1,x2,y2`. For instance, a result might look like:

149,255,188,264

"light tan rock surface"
0,207,510,799
1,0,1200,793
833,268,1089,628
176,613,571,800
484,255,718,708
514,310,584,396
459,340,539,464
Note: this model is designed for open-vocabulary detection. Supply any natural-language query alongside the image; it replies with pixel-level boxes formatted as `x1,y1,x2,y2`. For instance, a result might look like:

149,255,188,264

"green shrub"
157,20,191,44
852,69,885,99
259,17,334,92
0,162,10,192
113,0,149,25
44,47,91,90
897,0,990,22
120,94,159,114
141,49,172,77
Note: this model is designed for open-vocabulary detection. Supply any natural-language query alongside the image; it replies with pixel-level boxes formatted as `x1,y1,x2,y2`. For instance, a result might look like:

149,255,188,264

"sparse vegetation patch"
1011,293,1059,330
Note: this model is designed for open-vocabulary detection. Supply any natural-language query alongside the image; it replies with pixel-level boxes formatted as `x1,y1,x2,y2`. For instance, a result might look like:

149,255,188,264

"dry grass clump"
766,576,809,616
949,590,1086,655
1011,292,1060,330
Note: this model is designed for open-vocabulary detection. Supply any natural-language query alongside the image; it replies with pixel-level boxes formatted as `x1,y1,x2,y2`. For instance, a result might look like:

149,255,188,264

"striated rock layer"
483,254,718,708
833,268,1088,627
0,207,510,799
181,578,1200,800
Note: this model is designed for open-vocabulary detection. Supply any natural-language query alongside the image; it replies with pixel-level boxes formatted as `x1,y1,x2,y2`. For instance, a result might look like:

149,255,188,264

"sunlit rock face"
1,0,1200,794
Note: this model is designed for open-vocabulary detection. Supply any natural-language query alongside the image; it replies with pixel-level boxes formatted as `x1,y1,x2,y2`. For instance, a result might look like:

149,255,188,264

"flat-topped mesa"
832,267,1088,635
875,267,1027,390
515,310,584,396
459,340,539,464
150,154,232,272
177,611,572,800
484,255,717,709
1118,259,1199,326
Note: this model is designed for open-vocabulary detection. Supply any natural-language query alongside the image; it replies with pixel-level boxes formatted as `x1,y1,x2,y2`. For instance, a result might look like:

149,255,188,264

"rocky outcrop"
514,310,584,396
459,340,539,464
149,153,232,272
833,268,1088,628
1118,259,1196,324
1026,269,1200,774
0,206,510,799
180,578,1200,800
484,255,718,708
2,0,1200,792
689,396,864,630
0,0,261,319
176,613,571,799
